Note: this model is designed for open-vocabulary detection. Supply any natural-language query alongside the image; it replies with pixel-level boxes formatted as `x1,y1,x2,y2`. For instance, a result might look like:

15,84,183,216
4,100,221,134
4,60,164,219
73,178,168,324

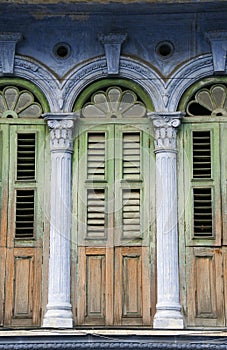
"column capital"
149,112,184,152
44,113,78,152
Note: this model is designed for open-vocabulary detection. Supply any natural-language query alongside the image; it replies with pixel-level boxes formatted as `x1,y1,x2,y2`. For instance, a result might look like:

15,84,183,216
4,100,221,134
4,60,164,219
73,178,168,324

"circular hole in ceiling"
53,43,71,60
156,41,174,59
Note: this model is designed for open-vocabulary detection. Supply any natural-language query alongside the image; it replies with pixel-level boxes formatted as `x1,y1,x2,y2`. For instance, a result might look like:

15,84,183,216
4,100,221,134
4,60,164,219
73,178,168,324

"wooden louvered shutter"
184,124,221,246
0,125,9,325
76,126,113,325
4,124,45,327
182,123,224,327
75,123,153,326
114,126,151,325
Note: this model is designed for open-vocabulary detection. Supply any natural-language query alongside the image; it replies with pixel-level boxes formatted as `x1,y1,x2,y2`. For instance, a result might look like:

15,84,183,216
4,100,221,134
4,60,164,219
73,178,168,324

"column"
43,113,77,328
149,112,184,329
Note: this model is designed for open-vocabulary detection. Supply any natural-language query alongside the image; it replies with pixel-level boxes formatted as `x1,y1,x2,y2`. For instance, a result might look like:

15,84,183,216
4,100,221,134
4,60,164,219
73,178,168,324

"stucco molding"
206,31,227,73
150,112,183,152
62,56,165,112
11,55,61,111
166,54,214,111
98,33,127,75
45,116,76,152
0,32,22,74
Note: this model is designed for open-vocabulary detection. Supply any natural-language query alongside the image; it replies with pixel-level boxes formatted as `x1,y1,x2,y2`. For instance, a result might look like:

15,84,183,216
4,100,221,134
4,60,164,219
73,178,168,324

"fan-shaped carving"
186,84,227,117
82,87,146,118
0,86,43,118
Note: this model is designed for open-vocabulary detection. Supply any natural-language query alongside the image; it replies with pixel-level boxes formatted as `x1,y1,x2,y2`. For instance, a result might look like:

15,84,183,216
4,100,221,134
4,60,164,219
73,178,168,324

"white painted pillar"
150,112,184,329
43,113,77,328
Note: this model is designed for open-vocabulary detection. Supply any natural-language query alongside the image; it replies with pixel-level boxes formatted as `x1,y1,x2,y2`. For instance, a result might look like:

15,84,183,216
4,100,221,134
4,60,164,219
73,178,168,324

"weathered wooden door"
0,122,46,327
72,121,155,326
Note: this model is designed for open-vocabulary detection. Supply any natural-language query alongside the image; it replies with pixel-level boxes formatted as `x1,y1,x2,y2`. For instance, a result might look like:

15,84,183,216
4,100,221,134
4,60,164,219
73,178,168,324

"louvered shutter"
184,124,221,246
75,123,153,326
4,124,46,327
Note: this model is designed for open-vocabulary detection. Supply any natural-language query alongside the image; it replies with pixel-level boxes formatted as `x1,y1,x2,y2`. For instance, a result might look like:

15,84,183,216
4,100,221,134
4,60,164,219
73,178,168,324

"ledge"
0,329,227,349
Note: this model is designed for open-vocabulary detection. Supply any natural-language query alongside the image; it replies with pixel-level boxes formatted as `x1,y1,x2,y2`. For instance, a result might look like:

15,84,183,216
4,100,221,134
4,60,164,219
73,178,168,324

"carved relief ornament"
149,112,184,152
44,114,78,152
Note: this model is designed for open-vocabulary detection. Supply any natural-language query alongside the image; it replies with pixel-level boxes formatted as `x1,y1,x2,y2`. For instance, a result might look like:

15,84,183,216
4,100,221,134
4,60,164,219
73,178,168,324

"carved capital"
44,113,78,152
149,112,184,152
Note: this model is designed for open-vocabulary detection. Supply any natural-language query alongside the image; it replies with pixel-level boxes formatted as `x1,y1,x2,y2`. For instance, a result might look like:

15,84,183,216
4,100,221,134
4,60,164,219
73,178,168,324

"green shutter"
184,123,221,246
8,124,46,243
77,123,151,245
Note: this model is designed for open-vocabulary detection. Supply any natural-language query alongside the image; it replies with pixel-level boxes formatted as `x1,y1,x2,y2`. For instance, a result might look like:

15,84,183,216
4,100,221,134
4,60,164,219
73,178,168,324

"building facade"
0,0,227,333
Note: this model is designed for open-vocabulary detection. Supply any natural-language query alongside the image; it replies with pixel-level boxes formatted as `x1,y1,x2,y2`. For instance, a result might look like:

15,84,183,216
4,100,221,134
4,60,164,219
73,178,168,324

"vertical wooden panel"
77,247,86,325
122,254,142,317
14,257,33,317
115,247,149,326
195,255,216,317
86,255,105,318
186,247,224,327
4,248,42,327
77,248,107,326
0,248,6,325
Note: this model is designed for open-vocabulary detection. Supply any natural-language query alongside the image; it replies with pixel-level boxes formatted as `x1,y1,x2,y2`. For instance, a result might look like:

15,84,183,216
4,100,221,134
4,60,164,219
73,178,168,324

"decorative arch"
0,77,49,117
178,76,227,115
73,78,154,115
62,56,164,112
12,55,60,111
166,54,214,112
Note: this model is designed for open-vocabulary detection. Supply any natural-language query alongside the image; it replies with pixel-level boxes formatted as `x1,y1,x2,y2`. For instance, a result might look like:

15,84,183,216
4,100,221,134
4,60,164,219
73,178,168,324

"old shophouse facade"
1,1,227,336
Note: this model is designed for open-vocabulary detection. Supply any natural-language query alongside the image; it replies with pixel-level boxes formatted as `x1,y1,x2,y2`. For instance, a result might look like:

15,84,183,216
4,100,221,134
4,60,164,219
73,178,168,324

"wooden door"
72,122,155,326
0,123,45,327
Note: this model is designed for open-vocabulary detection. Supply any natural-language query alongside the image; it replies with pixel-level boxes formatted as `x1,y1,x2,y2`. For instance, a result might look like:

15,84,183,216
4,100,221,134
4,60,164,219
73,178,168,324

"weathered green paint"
0,78,50,113
74,79,154,113
178,77,227,113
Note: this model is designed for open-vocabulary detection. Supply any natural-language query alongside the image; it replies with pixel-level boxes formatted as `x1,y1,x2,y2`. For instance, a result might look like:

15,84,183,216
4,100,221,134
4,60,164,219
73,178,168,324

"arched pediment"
62,56,164,112
165,54,214,111
12,55,59,111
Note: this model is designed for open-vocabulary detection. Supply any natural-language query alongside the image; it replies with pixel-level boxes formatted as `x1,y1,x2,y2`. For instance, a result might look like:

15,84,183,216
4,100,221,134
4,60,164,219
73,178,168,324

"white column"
150,112,184,329
43,113,77,328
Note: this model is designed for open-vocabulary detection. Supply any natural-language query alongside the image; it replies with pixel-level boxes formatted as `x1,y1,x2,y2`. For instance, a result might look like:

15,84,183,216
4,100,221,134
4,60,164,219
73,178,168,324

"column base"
42,305,73,328
153,309,184,329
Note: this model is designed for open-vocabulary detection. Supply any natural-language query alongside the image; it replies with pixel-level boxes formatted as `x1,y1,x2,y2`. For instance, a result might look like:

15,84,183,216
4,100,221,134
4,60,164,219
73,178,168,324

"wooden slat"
87,133,105,179
122,189,141,238
17,133,36,180
193,188,213,237
193,131,211,178
87,189,106,238
123,133,140,180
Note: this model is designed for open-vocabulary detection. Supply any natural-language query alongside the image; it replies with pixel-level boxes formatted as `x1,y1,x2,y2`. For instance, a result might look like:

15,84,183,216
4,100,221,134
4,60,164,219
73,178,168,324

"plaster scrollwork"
149,112,183,152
